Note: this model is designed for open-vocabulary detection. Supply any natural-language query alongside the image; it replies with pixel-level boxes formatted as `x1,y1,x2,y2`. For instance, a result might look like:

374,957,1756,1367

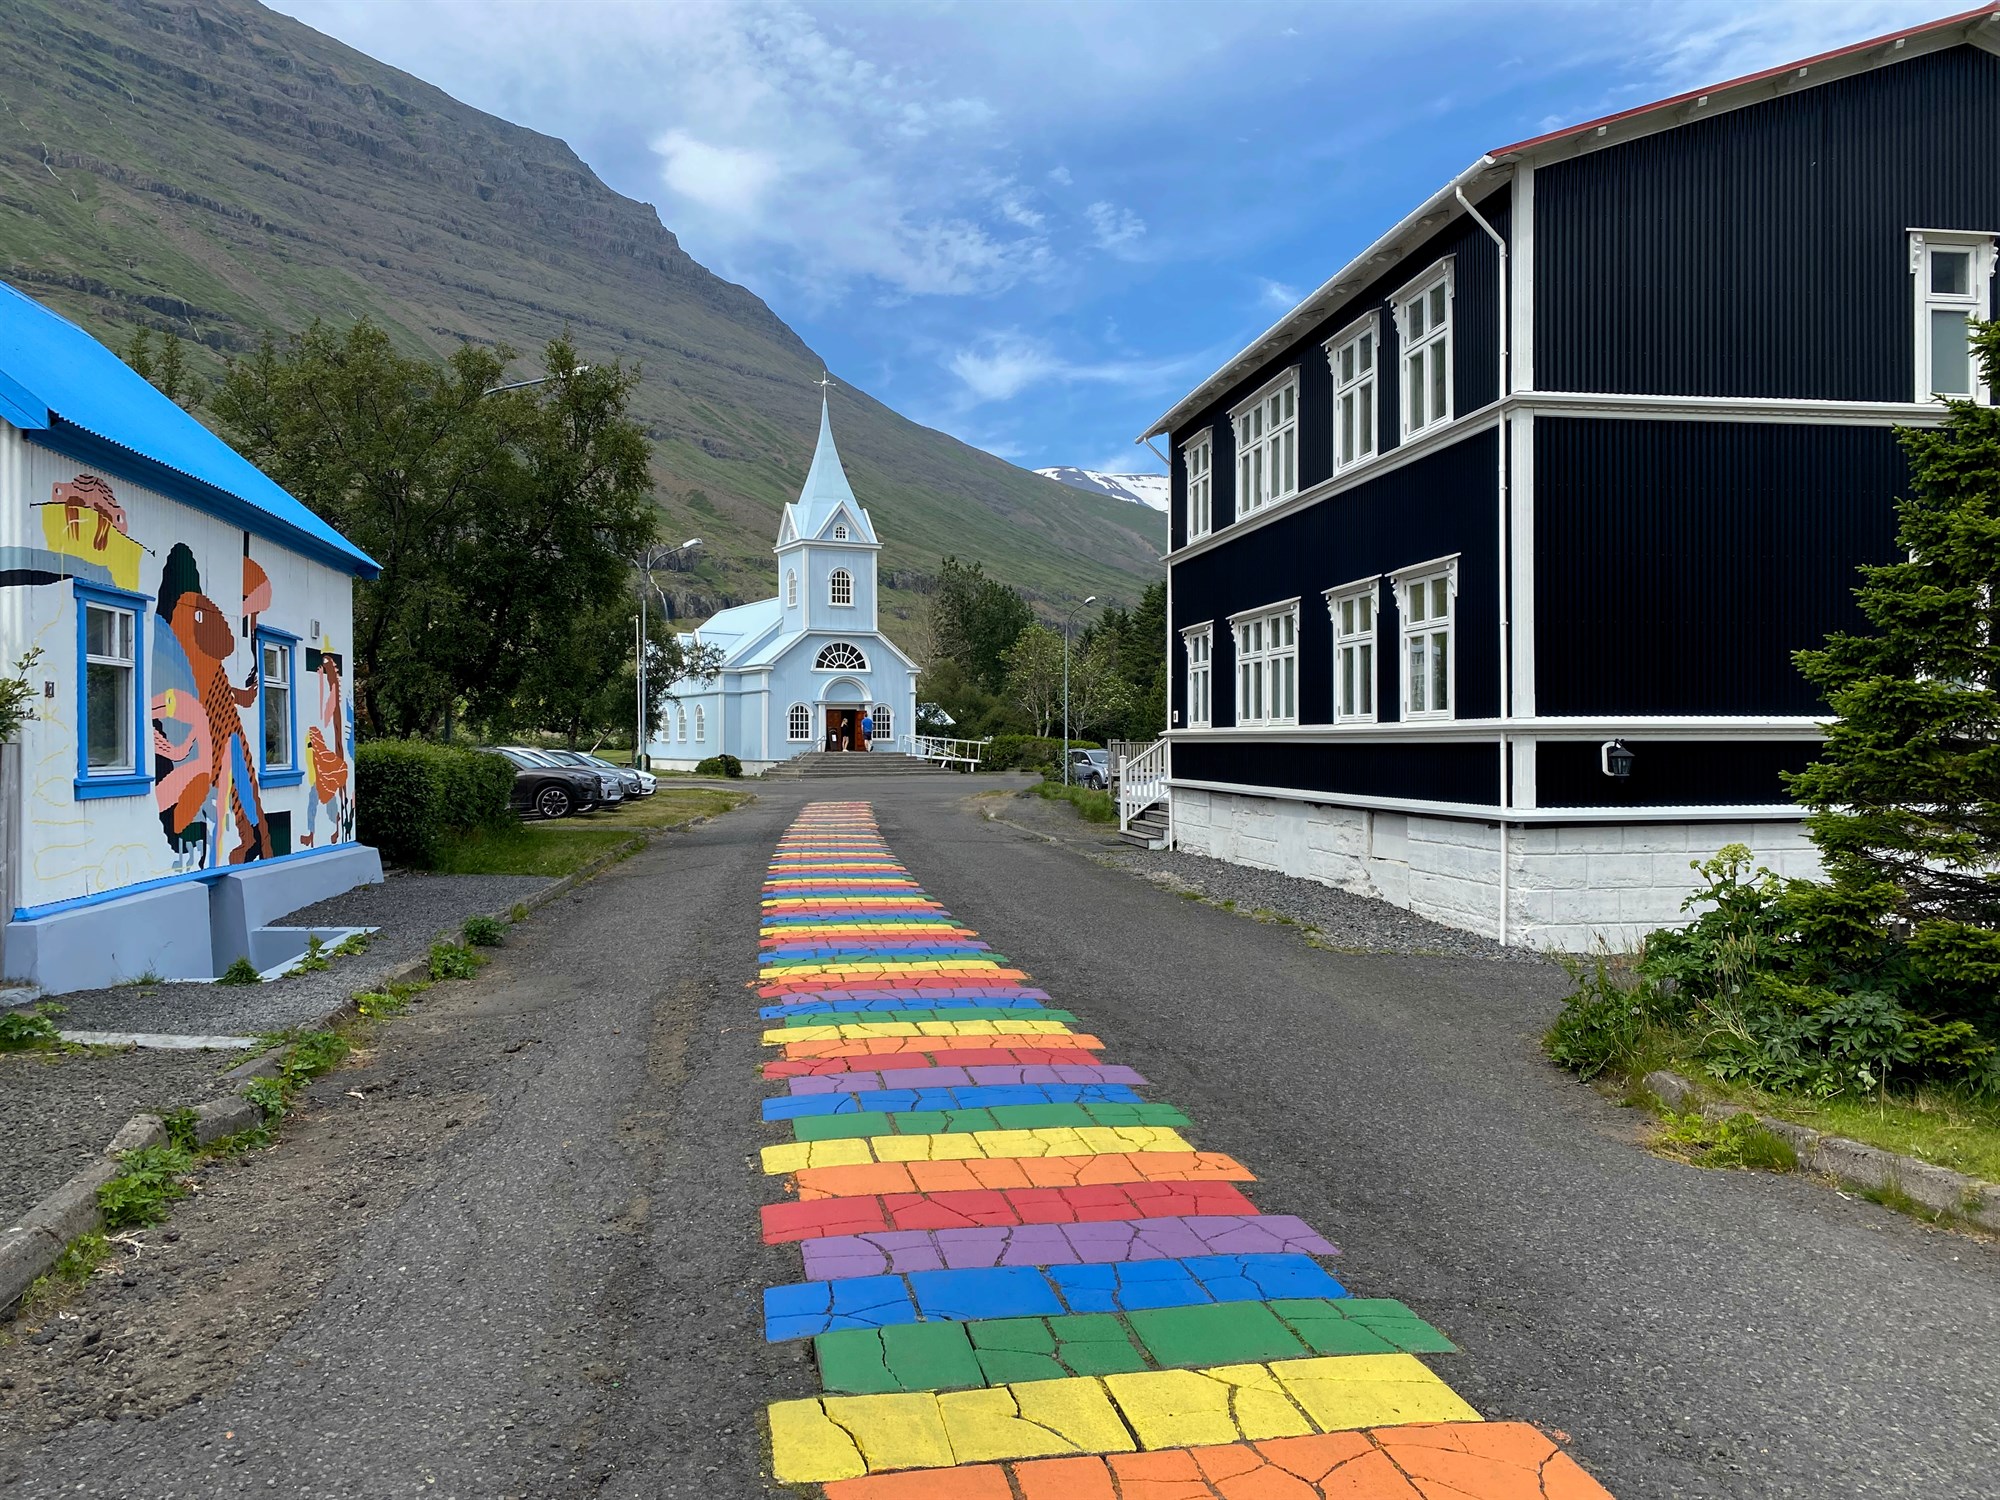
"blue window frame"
73,579,152,800
255,626,303,786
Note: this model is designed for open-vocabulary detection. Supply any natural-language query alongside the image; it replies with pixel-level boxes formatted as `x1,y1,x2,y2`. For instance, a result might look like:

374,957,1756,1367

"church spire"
783,381,875,544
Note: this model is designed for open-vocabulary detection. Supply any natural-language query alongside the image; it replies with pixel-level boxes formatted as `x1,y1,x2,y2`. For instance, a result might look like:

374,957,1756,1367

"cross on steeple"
815,371,836,395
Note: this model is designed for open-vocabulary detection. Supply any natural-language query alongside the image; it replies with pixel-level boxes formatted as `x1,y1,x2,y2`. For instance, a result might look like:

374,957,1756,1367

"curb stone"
1643,1068,2000,1232
0,815,715,1317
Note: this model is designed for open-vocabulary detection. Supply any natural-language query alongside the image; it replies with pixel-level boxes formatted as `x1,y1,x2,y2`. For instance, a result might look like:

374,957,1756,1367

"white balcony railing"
1118,737,1170,834
911,734,987,771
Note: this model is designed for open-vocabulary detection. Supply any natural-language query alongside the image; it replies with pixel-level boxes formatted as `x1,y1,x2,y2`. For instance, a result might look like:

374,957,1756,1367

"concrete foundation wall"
1170,787,1821,951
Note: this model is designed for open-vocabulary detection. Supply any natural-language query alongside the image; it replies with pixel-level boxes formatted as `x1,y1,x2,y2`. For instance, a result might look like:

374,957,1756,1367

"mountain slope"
0,0,1163,632
1035,467,1170,512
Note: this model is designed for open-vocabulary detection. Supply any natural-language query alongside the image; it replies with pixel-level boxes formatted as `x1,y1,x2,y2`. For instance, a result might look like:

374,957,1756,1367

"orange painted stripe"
776,1033,1103,1060
791,1150,1254,1200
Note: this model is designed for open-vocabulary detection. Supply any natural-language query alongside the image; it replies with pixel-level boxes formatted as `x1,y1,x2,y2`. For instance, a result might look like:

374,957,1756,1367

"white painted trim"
1511,163,1535,393
1392,259,1457,441
1179,619,1214,637
1183,430,1214,541
1324,578,1381,725
1227,364,1302,420
1389,255,1457,318
1512,390,1948,426
1908,228,1997,404
1509,412,1536,718
1388,552,1462,584
1321,308,1381,357
1169,775,1804,826
1227,595,1303,623
1167,714,1824,743
1321,573,1382,602
1511,737,1538,810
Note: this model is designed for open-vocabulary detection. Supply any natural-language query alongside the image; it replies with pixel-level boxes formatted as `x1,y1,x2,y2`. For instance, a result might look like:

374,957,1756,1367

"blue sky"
279,0,1954,476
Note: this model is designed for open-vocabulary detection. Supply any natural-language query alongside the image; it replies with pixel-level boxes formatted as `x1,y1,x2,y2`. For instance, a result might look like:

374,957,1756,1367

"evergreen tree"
1790,320,2000,927
930,556,1034,694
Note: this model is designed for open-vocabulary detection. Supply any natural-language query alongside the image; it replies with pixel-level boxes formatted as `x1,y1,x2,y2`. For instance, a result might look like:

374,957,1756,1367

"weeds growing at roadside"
18,1232,109,1318
509,902,530,923
428,939,482,980
218,956,262,985
293,935,332,973
462,914,506,947
333,932,372,957
97,1144,197,1229
1654,1111,1799,1172
0,1003,63,1052
161,1107,200,1152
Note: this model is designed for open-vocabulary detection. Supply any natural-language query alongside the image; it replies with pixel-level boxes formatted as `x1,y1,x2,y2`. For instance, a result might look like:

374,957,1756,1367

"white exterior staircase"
1117,738,1171,849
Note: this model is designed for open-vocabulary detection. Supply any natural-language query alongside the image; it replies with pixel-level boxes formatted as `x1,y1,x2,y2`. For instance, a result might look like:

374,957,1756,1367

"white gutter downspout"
1457,185,1511,946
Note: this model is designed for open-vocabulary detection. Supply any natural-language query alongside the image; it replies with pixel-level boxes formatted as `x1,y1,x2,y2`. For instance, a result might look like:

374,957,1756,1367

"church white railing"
1118,737,1170,835
912,734,987,770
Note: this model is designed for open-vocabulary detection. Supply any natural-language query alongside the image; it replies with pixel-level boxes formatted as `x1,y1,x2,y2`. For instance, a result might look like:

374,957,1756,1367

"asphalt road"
4,775,1995,1499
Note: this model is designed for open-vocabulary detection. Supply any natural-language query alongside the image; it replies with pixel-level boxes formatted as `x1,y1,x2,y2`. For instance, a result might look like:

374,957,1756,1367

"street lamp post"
1062,595,1097,786
634,538,701,769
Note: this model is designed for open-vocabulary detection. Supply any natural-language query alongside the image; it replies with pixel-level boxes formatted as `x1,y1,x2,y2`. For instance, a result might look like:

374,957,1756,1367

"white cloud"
946,330,1200,407
1257,277,1300,311
1047,164,1073,186
651,131,783,219
1085,200,1146,256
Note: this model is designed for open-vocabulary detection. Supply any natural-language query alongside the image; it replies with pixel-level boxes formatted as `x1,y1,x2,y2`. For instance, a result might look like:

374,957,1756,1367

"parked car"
504,746,625,809
490,747,602,820
541,748,654,798
1067,749,1113,790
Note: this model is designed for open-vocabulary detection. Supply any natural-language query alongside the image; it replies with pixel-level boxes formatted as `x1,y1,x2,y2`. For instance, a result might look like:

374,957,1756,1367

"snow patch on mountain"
1036,466,1169,512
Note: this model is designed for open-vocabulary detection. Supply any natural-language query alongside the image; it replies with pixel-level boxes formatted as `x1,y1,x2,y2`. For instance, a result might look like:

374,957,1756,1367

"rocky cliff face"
0,0,1162,624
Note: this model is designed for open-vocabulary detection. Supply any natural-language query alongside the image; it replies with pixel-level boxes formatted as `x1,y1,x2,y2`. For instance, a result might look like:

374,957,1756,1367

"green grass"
1756,1089,2000,1185
1031,781,1117,825
427,788,749,876
1654,1111,1799,1172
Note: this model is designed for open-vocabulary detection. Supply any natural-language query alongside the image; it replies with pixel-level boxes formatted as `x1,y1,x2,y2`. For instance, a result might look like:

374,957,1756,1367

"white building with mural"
654,398,919,771
0,280,381,993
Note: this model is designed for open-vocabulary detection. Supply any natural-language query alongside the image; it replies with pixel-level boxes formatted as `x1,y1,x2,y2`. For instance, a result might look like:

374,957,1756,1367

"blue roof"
0,281,378,577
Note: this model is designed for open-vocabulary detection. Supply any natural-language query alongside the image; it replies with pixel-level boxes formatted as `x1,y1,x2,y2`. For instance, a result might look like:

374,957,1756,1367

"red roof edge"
1487,2,1999,159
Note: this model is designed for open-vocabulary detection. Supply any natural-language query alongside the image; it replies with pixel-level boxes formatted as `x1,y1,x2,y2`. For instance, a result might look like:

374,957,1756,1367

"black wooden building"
1141,6,2000,949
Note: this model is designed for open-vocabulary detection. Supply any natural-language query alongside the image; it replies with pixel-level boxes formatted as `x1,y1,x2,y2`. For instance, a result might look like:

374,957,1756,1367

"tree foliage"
930,556,1035,694
1790,320,2000,927
207,320,671,742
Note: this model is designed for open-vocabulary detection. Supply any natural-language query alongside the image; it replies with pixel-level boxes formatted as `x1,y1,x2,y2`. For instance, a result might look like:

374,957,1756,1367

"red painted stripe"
760,1180,1262,1242
764,1046,1109,1077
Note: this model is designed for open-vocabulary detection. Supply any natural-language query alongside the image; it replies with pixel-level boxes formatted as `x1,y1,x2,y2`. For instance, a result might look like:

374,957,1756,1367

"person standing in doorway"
859,708,872,751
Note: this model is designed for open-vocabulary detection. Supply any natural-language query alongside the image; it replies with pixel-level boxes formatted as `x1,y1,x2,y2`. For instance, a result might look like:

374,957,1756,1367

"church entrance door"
823,708,867,751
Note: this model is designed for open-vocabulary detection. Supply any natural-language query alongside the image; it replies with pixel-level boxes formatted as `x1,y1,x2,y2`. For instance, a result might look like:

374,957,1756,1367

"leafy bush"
694,753,742,777
356,741,516,867
983,735,1100,774
97,1144,196,1229
428,940,482,980
1545,845,2000,1100
0,1004,62,1051
1031,780,1116,825
217,956,262,985
462,914,506,947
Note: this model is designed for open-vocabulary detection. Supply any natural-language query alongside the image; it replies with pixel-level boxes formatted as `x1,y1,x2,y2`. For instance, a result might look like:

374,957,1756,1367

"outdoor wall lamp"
1601,738,1636,779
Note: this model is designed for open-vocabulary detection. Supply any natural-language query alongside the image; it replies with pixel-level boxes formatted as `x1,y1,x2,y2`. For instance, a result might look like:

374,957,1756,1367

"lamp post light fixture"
1063,595,1097,786
635,538,702,769
1601,738,1636,779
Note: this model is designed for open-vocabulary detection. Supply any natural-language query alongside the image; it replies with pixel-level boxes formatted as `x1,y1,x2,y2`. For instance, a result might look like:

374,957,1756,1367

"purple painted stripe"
797,1214,1338,1281
785,1063,1149,1095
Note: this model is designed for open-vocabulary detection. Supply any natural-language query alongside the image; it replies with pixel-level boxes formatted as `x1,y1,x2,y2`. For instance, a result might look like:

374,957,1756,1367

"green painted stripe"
777,1006,1072,1027
810,1299,1456,1395
789,1099,1191,1141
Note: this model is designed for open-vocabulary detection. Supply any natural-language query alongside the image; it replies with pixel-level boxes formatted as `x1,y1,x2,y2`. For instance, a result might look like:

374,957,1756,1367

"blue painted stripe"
759,997,1048,1018
762,1254,1347,1341
13,841,371,923
764,1084,1145,1118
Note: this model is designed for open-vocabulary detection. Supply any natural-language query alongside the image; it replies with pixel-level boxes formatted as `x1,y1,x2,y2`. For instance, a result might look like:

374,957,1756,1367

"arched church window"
873,702,893,740
787,570,797,607
676,705,687,742
833,525,849,541
829,568,854,607
788,702,810,741
814,642,868,671
694,705,706,742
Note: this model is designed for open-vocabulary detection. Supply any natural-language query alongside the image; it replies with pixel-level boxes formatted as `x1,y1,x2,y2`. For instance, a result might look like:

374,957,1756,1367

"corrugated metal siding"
1537,739,1820,808
1170,189,1509,488
1534,418,1904,715
1536,45,2000,400
1172,429,1500,728
1176,739,1501,806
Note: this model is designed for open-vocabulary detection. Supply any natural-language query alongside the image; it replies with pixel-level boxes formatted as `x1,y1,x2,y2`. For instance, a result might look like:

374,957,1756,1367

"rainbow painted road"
755,802,1615,1499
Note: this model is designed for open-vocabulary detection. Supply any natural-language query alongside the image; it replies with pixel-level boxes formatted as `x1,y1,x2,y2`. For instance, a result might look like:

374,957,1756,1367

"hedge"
695,754,743,778
982,735,1102,774
356,742,516,868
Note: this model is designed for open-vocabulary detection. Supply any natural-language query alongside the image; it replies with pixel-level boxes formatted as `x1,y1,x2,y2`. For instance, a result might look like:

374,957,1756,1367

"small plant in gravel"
462,914,506,947
280,1031,350,1088
243,1076,289,1119
509,902,530,923
218,956,262,985
97,1144,197,1229
0,1003,63,1052
332,932,372,957
428,939,482,981
124,968,166,987
355,989,405,1019
161,1107,201,1152
293,935,332,974
20,1231,108,1317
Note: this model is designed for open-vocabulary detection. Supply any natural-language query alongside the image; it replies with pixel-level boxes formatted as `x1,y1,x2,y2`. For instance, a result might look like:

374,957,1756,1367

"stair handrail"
1118,737,1170,834
912,733,987,771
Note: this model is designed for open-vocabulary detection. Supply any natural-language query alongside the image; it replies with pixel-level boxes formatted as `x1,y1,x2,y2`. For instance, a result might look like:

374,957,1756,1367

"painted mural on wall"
302,644,353,846
1,470,149,589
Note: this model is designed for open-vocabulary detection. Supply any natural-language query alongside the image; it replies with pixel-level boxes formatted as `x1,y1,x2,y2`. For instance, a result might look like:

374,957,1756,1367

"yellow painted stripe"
766,1354,1481,1484
761,1124,1194,1175
763,1019,1073,1044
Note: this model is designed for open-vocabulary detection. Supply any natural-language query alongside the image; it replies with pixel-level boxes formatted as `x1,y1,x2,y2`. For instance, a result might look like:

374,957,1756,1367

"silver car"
1067,749,1112,789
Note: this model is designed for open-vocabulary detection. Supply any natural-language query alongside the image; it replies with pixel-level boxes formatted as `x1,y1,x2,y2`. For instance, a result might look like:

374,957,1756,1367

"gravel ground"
46,871,555,1037
1104,845,1554,963
0,1048,239,1226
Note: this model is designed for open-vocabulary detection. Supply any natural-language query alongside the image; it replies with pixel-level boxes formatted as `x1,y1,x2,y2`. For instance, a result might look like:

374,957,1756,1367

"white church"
650,396,920,772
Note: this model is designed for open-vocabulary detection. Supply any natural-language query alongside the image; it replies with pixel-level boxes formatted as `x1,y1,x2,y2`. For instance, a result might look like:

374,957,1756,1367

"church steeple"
780,388,878,548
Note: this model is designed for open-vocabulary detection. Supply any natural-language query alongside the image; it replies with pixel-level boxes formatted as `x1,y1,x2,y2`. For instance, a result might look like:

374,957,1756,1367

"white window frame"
833,524,850,541
1229,369,1298,517
1182,623,1213,728
1323,577,1381,724
1229,599,1299,728
872,701,893,740
694,704,706,743
1393,556,1458,722
81,597,138,776
787,702,811,741
1183,433,1213,541
787,570,798,607
814,641,869,671
676,705,688,742
1910,230,1996,404
1324,313,1379,473
1392,259,1455,440
829,567,854,607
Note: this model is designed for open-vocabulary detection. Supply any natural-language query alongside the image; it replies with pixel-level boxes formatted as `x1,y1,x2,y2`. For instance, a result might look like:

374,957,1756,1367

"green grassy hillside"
0,0,1163,639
